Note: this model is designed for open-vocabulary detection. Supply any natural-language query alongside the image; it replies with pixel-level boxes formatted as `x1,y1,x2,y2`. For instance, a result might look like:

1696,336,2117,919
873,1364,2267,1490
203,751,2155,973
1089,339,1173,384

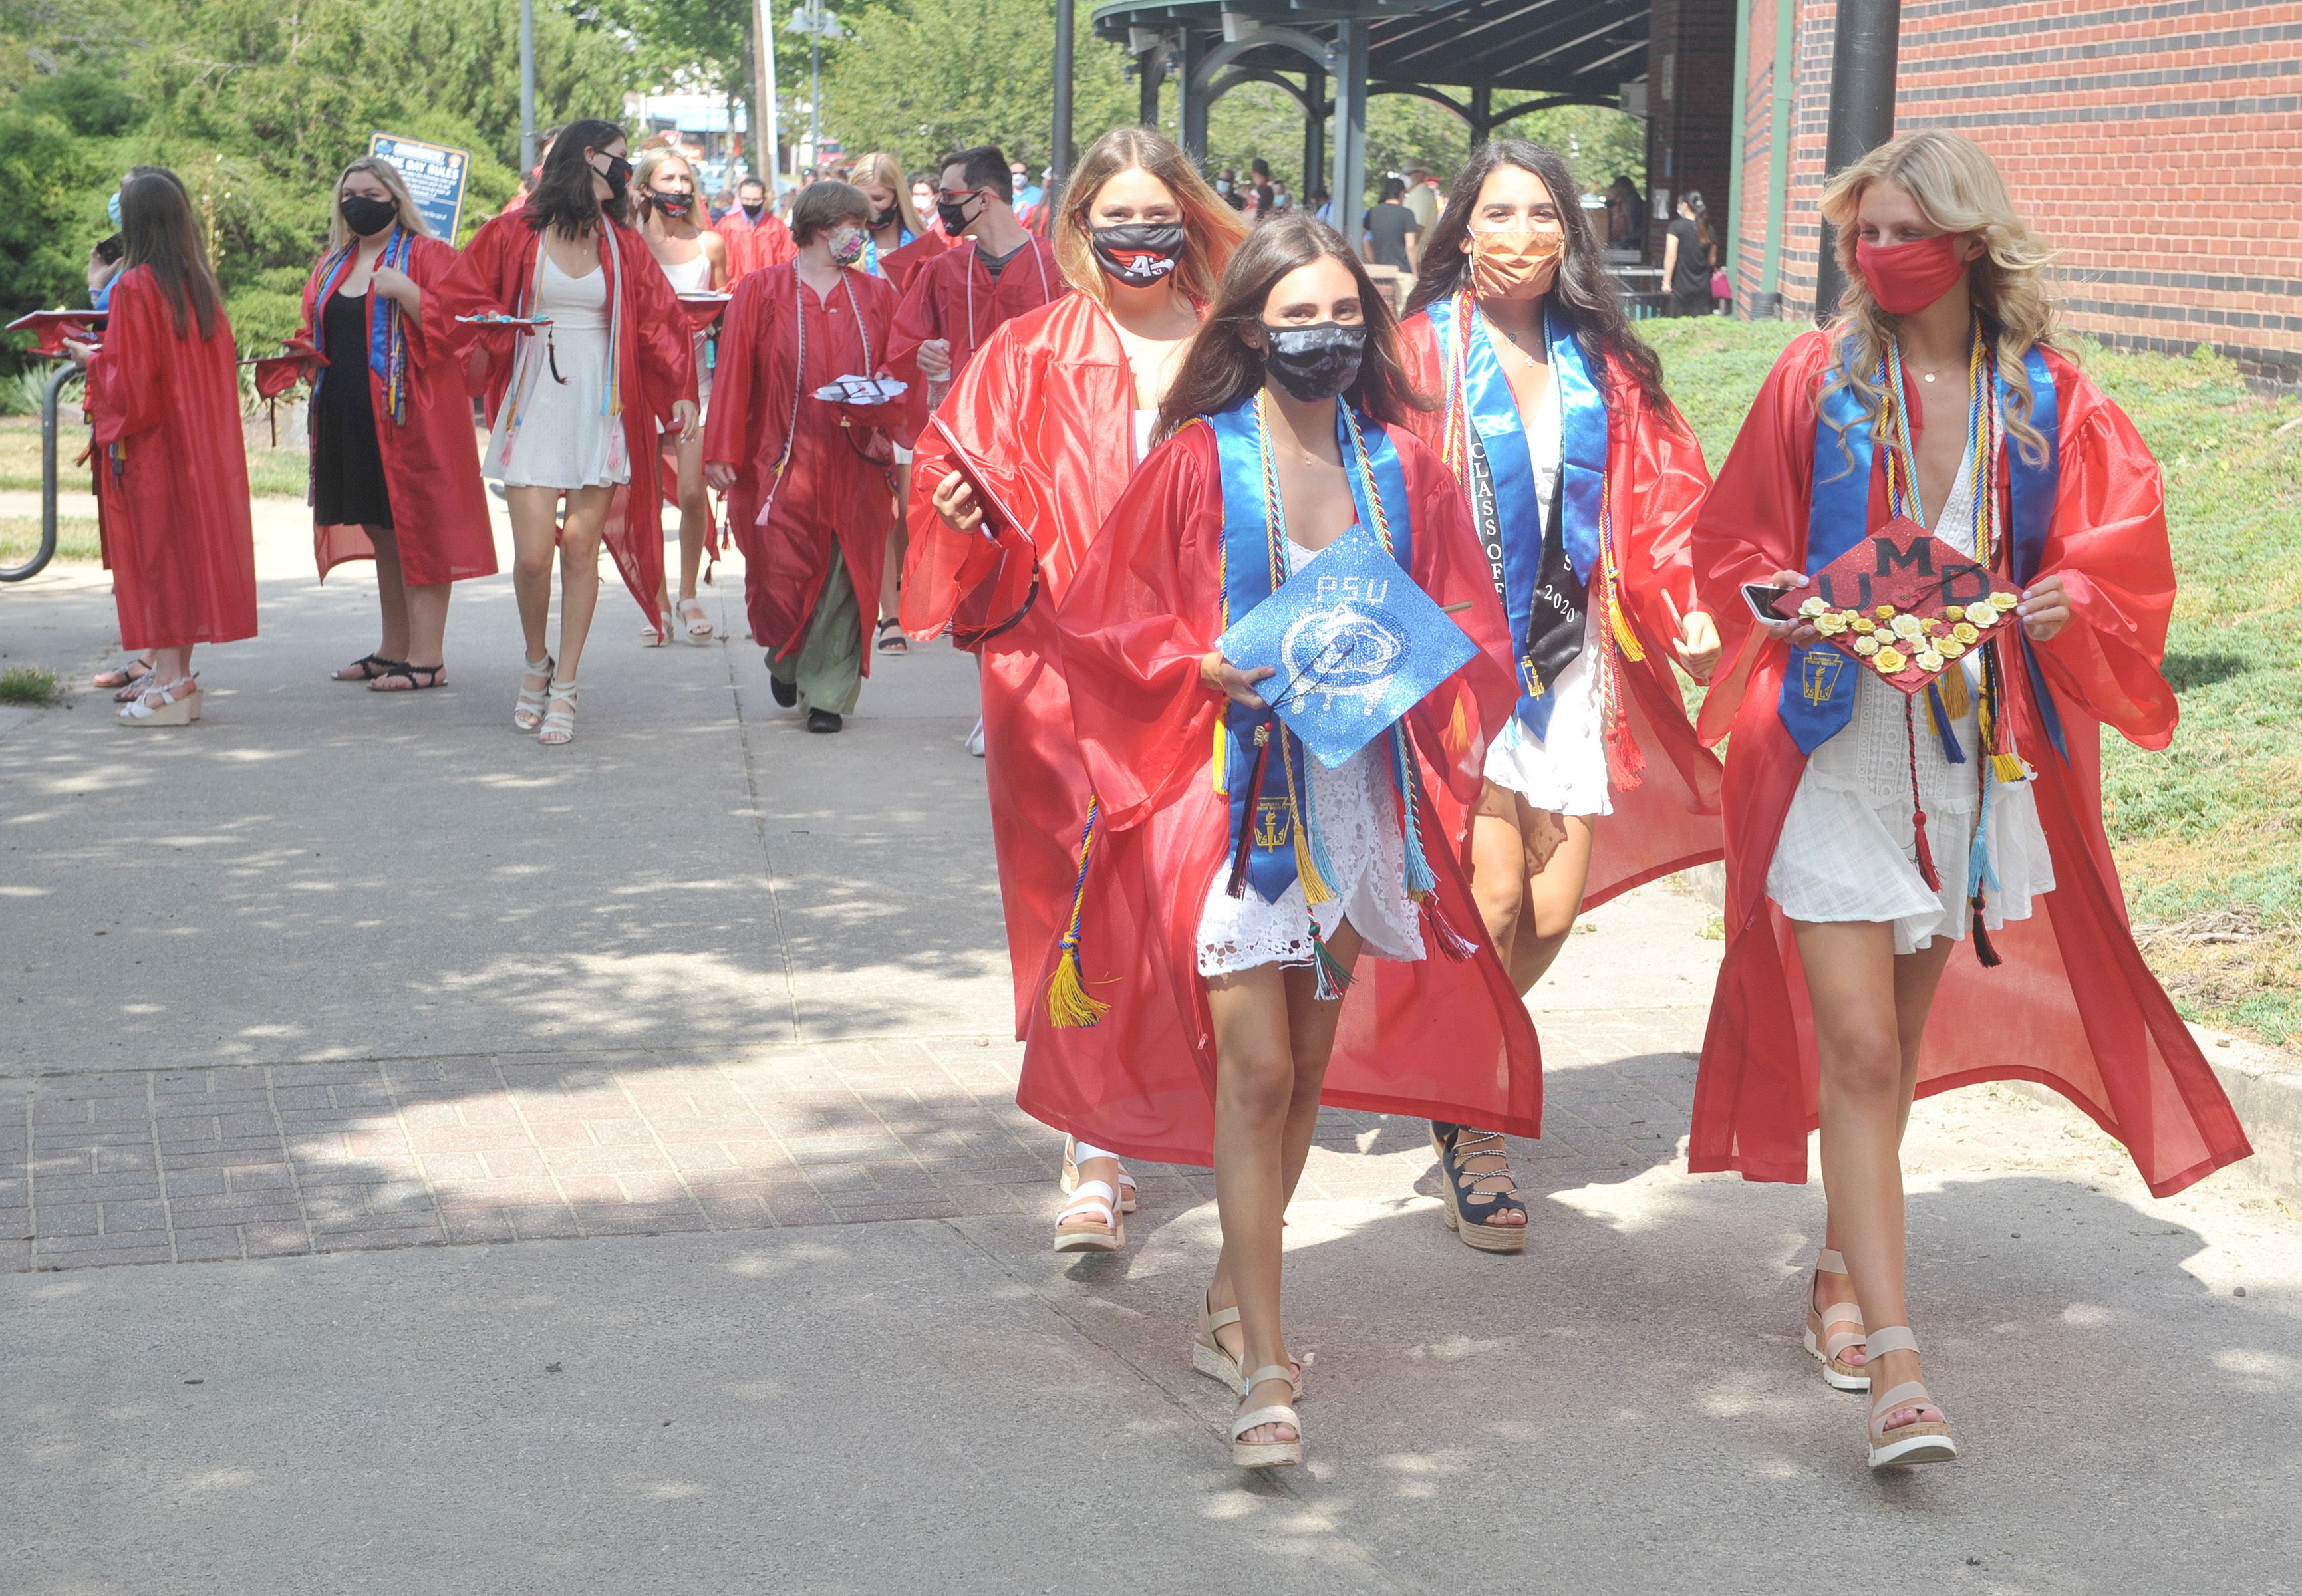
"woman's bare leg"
505,488,563,668
553,485,613,682
676,434,710,602
1508,810,1594,995
370,525,412,663
879,464,911,621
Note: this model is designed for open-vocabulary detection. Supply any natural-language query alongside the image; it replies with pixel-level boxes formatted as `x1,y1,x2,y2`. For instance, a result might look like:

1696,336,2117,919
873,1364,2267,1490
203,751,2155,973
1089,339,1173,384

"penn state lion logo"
1279,601,1410,716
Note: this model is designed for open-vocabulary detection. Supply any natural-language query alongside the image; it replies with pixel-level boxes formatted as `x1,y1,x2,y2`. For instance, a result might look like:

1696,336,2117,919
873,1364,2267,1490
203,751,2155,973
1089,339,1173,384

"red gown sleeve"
885,261,947,448
1054,426,1226,831
701,270,768,480
1691,332,1832,745
898,319,1031,640
2029,365,2180,749
622,229,697,418
399,237,460,384
1612,382,1712,656
433,215,523,395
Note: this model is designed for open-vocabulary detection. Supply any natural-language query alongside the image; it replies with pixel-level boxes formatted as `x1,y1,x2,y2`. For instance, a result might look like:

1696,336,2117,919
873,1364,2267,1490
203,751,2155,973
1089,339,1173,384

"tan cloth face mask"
1467,227,1566,301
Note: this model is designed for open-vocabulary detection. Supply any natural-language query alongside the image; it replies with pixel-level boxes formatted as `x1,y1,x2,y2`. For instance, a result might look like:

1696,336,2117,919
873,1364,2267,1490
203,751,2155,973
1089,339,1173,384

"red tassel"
1420,895,1480,961
1603,703,1647,792
1969,895,2002,967
1911,803,1942,891
1225,727,1274,899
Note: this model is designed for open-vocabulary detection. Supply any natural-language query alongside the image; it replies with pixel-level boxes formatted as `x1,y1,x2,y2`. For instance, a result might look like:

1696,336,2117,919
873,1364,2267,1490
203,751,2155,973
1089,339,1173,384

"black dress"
1666,216,1712,318
311,289,394,529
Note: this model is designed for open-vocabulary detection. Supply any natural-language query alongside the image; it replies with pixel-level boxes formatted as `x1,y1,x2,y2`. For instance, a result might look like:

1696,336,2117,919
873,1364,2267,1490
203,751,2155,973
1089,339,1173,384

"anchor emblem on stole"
1801,648,1846,707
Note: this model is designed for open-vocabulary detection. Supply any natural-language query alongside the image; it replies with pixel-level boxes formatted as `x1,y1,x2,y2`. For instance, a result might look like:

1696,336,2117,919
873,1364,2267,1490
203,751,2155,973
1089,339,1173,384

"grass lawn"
0,416,307,497
0,515,101,565
1643,316,2302,1051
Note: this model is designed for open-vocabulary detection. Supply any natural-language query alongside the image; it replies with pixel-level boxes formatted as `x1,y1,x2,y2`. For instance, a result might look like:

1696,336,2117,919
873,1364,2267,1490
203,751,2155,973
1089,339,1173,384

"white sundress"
1195,535,1427,978
1479,374,1615,819
656,247,715,413
484,253,628,491
1765,425,2057,954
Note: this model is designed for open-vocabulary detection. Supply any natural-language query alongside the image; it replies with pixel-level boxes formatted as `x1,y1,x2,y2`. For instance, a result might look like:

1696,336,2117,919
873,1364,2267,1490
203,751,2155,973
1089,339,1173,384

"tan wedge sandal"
1192,1293,1304,1398
1050,1178,1123,1253
1864,1326,1956,1469
1230,1367,1302,1469
1805,1246,1870,1392
1059,1136,1136,1214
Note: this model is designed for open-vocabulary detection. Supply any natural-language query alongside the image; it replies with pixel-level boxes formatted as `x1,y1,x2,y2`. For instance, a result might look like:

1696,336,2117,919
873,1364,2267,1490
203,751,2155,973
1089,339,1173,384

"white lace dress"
1196,536,1427,978
1480,377,1614,818
1765,428,2056,954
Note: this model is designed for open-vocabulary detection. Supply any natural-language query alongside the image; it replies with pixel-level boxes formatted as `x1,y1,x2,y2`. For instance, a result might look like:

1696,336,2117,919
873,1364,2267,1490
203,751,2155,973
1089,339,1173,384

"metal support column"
1302,66,1326,200
1725,0,1752,311
1328,19,1368,235
1139,46,1164,127
1755,0,1797,319
518,0,536,174
1180,28,1209,162
1469,81,1493,146
1813,0,1900,319
1050,0,1075,213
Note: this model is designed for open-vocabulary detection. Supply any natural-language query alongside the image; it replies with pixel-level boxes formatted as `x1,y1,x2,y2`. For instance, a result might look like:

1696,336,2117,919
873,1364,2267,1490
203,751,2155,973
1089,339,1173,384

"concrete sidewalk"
3,513,2299,1592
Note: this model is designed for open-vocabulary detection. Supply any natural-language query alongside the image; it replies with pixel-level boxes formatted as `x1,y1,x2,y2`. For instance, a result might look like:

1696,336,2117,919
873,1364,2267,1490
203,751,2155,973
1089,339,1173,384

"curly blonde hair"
1817,131,2063,468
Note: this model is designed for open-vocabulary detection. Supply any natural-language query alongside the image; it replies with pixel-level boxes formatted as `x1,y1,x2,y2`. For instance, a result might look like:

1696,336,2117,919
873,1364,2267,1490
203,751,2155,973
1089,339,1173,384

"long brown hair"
1407,139,1671,420
1052,125,1247,307
119,168,223,341
525,118,631,239
1157,212,1425,438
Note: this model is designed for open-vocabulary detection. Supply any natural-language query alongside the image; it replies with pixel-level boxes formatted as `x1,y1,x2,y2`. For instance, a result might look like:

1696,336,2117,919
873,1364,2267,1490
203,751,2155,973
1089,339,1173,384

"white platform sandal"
1059,1137,1136,1214
512,655,553,731
1805,1246,1871,1392
1051,1178,1122,1253
1192,1293,1304,1398
116,674,200,726
1864,1326,1956,1469
537,678,579,746
1230,1367,1303,1469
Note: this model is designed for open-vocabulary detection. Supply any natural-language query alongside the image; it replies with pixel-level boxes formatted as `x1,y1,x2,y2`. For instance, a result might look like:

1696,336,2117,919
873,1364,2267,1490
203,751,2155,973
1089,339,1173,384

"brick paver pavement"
2,1005,1711,1272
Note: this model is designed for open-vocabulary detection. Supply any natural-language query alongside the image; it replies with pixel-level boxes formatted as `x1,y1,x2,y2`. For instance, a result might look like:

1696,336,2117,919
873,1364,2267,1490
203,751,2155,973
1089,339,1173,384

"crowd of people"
61,118,2245,1477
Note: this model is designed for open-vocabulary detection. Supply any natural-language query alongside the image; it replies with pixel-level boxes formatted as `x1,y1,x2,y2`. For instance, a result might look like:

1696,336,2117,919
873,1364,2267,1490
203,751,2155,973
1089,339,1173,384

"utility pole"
1813,0,1901,319
1049,0,1074,215
755,0,782,188
788,0,843,172
519,0,536,174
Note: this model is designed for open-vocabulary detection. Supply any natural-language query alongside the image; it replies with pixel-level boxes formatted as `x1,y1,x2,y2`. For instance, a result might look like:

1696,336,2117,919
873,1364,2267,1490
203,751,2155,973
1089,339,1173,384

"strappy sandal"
93,658,152,692
676,597,714,643
370,662,447,692
1230,1368,1303,1469
1052,1179,1123,1253
1864,1327,1956,1469
875,616,907,656
1059,1137,1136,1214
641,611,672,646
1192,1293,1304,1398
116,674,200,727
1806,1246,1870,1392
537,678,579,746
1431,1123,1529,1253
332,652,401,682
512,655,553,731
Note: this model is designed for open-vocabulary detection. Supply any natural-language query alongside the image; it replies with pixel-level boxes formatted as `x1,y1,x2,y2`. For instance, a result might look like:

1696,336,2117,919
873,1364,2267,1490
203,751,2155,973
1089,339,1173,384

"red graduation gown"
295,236,498,587
1688,330,2250,1198
886,237,1069,448
702,261,904,666
1024,418,1542,1166
84,266,257,652
901,293,1149,1037
1397,313,1725,902
436,214,695,640
875,231,951,296
715,209,796,285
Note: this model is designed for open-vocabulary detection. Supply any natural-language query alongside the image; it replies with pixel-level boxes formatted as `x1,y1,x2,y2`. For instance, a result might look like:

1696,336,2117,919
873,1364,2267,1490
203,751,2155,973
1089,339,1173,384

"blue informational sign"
368,132,471,241
1215,522,1477,770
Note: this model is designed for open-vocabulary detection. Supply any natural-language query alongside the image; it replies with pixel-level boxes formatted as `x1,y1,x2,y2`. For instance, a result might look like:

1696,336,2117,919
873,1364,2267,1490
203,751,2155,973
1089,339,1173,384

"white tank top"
657,248,713,293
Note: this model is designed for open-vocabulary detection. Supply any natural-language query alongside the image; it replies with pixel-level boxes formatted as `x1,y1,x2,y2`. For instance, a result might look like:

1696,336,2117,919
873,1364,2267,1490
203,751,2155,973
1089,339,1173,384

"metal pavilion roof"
1089,0,1650,101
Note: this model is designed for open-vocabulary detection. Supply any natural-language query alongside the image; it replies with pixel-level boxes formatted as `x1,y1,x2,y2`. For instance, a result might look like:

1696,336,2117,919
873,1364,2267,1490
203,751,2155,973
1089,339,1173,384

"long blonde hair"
326,157,435,253
633,146,698,224
1817,130,2062,467
851,150,927,238
1053,125,1248,309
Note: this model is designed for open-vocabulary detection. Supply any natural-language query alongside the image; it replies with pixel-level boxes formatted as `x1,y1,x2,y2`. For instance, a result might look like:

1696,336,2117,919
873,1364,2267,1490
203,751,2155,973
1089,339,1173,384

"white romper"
1479,375,1615,818
1765,426,2057,954
1195,536,1427,978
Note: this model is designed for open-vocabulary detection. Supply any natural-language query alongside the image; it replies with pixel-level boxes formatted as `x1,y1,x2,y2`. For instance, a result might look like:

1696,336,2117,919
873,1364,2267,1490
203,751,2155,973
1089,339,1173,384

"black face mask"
740,201,765,221
871,204,900,231
1259,322,1366,402
596,154,632,199
340,195,398,238
936,192,979,233
1090,223,1185,287
650,190,694,219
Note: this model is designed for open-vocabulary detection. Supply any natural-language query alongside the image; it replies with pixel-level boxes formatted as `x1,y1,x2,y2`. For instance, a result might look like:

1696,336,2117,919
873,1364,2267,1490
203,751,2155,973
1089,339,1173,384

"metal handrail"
0,363,77,582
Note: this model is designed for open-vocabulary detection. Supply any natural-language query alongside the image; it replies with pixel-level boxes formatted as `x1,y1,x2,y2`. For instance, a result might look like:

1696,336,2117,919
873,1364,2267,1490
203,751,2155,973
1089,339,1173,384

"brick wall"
1650,0,1741,239
1729,0,2302,386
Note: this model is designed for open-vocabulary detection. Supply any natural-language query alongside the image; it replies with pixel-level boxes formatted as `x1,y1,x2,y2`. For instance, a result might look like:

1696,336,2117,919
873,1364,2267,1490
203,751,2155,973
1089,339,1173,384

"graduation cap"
1216,521,1477,769
1775,516,2025,696
676,291,730,335
6,309,107,356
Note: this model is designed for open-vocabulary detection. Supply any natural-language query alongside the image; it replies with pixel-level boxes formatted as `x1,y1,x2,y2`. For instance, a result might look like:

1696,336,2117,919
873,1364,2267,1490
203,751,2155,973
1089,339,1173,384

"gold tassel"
1991,751,2026,784
1044,946,1110,1028
1607,584,1646,664
1210,718,1228,793
1293,815,1336,906
1939,667,1971,719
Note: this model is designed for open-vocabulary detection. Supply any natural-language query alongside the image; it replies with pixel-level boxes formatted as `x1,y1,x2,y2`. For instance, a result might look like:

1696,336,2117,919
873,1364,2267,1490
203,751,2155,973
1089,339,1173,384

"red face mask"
1854,232,1971,315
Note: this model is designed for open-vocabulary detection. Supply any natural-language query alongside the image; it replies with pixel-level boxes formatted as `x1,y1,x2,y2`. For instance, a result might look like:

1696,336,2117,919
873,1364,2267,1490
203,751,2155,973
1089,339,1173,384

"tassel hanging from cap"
1419,894,1481,961
1969,898,2003,968
1925,682,1967,765
1904,696,1943,892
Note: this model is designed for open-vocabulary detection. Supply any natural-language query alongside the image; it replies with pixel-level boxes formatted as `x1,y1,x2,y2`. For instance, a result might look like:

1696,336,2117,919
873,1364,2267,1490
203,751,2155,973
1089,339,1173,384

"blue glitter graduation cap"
1215,521,1477,770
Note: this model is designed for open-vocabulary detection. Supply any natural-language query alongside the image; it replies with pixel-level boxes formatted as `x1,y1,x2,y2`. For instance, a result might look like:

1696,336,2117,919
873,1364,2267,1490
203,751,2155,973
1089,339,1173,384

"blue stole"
311,227,414,424
1779,344,2065,759
1429,293,1610,738
865,225,915,279
1209,396,1414,904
